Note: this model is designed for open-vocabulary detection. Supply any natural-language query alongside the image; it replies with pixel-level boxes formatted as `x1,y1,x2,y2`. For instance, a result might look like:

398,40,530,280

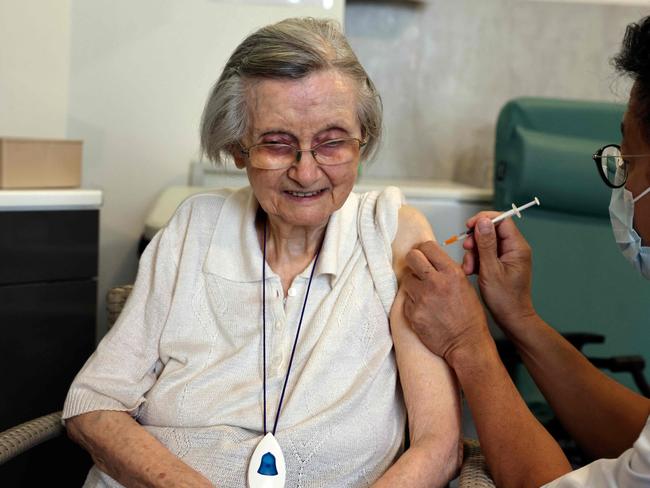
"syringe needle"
442,197,540,246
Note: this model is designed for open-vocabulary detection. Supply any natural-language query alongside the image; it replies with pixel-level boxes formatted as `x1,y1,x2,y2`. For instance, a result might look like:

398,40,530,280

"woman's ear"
230,144,247,169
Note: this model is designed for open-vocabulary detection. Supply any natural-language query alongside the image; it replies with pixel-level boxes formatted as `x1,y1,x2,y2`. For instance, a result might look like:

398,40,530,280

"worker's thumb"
475,218,500,273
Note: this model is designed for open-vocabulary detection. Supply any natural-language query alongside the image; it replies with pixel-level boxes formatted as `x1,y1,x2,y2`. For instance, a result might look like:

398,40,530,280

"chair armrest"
459,438,496,488
0,411,64,465
106,284,134,328
589,355,650,397
562,332,605,351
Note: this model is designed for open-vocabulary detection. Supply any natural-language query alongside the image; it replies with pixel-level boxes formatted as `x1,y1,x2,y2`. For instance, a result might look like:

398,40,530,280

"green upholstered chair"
494,97,650,410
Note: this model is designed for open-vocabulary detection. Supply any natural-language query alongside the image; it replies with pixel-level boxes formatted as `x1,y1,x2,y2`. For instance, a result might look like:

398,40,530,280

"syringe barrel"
491,209,515,225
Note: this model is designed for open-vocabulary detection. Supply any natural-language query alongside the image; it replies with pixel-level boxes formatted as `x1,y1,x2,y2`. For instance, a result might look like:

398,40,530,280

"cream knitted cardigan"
64,186,406,487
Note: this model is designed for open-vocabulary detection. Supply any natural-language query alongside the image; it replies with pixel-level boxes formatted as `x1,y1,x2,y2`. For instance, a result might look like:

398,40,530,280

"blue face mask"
609,184,650,279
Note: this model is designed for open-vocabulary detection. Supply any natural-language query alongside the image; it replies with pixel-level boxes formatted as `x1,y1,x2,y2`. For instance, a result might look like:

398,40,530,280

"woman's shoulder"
354,186,434,277
144,186,252,269
169,186,248,226
355,185,403,208
352,185,433,311
394,205,434,247
354,186,404,239
355,186,432,243
392,204,434,278
176,187,239,212
154,187,251,250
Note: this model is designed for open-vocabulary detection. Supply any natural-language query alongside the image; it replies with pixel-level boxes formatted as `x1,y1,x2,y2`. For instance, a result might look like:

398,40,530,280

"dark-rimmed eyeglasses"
240,137,366,171
592,144,650,188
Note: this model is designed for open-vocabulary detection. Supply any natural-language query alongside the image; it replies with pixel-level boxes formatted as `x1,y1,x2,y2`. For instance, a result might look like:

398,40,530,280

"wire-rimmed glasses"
240,137,366,170
593,144,629,188
593,144,650,188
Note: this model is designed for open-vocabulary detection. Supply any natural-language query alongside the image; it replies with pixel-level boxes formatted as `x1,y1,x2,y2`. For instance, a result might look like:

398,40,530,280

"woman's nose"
288,151,321,186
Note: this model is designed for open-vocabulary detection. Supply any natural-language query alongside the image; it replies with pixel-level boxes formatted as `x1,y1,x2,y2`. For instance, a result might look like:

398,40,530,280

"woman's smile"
283,187,329,201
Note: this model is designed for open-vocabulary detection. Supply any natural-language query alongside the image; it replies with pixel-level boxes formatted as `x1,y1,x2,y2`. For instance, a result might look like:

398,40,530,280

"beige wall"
345,0,645,186
0,0,70,138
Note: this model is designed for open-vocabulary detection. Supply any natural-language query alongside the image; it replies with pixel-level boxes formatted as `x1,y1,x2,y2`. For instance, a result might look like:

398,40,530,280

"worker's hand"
403,241,491,362
461,212,536,331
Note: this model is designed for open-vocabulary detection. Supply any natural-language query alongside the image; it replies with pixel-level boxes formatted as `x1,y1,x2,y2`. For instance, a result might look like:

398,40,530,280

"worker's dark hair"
613,15,650,140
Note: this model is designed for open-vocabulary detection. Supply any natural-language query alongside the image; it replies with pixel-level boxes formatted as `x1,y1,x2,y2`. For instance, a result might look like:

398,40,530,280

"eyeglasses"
592,144,650,188
240,137,366,170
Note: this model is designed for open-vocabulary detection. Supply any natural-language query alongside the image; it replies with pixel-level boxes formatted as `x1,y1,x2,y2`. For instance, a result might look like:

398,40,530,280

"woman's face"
235,69,362,231
622,82,650,244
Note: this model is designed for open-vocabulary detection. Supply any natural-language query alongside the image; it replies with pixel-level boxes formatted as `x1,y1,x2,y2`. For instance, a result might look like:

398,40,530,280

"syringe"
443,197,541,246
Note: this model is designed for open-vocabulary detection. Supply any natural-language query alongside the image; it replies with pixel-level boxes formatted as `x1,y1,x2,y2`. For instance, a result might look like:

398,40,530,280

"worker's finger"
462,233,476,253
462,249,477,276
465,212,526,256
474,217,501,275
416,240,456,273
405,248,439,280
403,293,415,319
493,216,528,255
401,272,426,300
465,211,501,231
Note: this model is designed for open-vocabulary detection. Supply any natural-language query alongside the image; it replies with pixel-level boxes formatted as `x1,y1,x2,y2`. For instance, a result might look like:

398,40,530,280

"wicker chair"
105,284,134,327
0,285,495,487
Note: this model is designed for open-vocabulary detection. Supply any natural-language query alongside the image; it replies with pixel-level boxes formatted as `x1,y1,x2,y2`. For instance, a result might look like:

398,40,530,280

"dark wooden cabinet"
0,209,99,287
0,209,99,430
0,205,99,486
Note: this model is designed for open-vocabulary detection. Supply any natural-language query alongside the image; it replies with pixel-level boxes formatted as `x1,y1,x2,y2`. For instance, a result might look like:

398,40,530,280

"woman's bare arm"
373,205,462,487
66,411,214,488
399,216,572,486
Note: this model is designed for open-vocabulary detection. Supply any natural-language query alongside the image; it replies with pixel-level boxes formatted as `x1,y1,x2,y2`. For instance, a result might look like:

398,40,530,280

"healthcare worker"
402,15,650,488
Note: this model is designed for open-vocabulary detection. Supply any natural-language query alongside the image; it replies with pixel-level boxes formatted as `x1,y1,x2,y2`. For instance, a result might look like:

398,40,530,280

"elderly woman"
63,18,460,488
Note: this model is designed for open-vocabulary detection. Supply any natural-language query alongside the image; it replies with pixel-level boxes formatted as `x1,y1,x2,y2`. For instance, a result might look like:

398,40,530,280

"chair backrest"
106,285,133,328
494,97,650,398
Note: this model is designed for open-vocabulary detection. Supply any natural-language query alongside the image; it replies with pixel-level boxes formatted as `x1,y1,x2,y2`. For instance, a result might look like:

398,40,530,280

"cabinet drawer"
0,279,96,430
0,210,98,285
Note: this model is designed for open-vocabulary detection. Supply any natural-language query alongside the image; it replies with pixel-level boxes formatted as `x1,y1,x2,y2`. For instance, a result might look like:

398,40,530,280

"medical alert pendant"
247,432,286,488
